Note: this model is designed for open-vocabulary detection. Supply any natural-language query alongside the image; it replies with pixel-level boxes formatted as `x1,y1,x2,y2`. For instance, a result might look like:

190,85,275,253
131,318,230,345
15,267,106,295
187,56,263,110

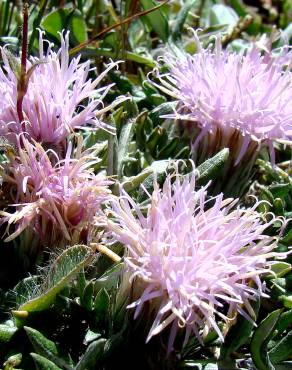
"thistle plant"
0,2,292,369
0,31,124,149
153,33,292,195
106,169,287,354
0,135,112,250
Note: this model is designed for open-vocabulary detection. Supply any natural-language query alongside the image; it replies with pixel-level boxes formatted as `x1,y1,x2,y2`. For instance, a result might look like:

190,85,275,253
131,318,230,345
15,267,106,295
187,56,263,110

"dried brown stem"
69,0,169,56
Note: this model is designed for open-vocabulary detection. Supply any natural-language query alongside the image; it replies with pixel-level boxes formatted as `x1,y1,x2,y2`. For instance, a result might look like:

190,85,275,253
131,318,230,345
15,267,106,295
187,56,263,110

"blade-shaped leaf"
75,338,106,370
251,309,282,370
25,327,72,370
269,331,292,364
140,0,169,42
31,353,62,370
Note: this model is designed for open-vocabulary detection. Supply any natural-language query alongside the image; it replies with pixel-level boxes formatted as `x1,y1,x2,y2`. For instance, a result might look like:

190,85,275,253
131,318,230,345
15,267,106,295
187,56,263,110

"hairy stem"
17,2,29,127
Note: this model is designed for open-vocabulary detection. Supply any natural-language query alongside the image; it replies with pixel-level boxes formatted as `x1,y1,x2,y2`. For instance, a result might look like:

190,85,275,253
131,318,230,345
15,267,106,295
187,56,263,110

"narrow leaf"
251,309,282,370
31,353,62,370
75,339,106,370
172,0,198,42
0,324,17,343
140,0,169,41
94,288,110,323
196,148,229,185
25,327,72,370
269,331,292,364
220,297,260,359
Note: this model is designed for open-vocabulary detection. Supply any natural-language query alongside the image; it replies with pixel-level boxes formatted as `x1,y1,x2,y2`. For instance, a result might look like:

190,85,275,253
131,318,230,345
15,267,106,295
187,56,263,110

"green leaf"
272,277,292,292
172,0,198,42
274,198,285,216
25,327,71,370
117,118,136,180
75,338,106,370
251,309,282,370
256,159,290,183
150,102,176,122
282,23,292,42
107,132,118,177
135,111,150,150
16,246,94,316
228,0,248,17
29,0,49,52
13,275,41,308
76,270,87,298
31,353,62,370
269,331,292,364
41,9,87,45
268,183,292,198
0,324,17,343
196,148,229,185
123,51,155,67
25,327,58,356
282,228,292,246
81,281,94,311
3,353,22,369
121,168,153,193
3,48,21,79
268,263,292,279
220,297,260,359
84,330,101,345
137,159,170,202
281,296,292,309
140,0,169,42
67,10,87,44
94,263,124,292
83,48,155,67
0,36,19,49
0,0,17,36
146,126,168,156
179,362,219,370
275,309,292,335
94,288,110,323
41,9,70,40
158,137,180,159
209,4,239,30
111,100,139,181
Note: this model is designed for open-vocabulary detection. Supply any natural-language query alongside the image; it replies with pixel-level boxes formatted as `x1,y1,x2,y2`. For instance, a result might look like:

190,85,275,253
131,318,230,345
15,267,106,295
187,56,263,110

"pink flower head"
0,31,124,145
153,33,292,165
1,135,112,247
106,168,285,352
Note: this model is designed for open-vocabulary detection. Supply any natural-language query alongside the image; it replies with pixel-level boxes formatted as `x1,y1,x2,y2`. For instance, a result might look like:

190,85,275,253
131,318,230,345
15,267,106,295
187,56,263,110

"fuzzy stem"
17,2,29,127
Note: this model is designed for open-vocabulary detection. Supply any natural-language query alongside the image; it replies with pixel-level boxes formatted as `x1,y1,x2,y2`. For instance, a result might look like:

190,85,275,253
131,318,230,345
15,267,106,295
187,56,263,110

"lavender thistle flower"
153,33,292,194
106,169,285,353
1,135,112,248
0,31,124,146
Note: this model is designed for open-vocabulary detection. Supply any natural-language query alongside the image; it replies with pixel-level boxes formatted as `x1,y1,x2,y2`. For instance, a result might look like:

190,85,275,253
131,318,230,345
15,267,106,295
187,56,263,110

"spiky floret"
153,33,292,165
106,169,285,353
0,31,124,145
1,135,112,247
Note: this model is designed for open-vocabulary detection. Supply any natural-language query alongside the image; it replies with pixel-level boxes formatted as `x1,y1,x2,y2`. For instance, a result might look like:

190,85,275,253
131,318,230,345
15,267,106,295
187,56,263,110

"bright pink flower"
106,169,286,352
0,31,124,145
